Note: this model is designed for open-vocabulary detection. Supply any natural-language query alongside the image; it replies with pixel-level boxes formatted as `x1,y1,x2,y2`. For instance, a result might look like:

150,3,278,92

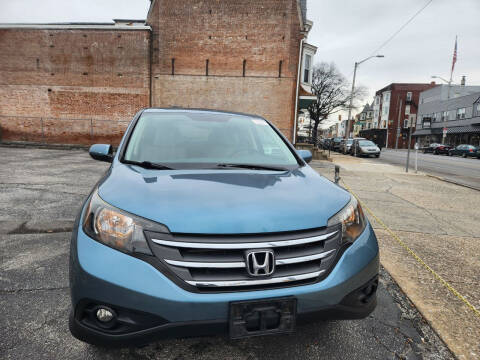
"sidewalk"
311,154,480,360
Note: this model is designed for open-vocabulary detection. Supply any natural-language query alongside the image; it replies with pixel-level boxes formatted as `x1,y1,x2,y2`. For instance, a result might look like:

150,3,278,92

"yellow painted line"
342,181,480,320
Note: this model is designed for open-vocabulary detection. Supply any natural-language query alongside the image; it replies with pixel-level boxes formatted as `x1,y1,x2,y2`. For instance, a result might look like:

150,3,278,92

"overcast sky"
1,0,479,125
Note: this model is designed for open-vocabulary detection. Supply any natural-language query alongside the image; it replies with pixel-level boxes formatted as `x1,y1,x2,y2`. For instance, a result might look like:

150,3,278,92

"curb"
426,174,480,192
0,141,89,151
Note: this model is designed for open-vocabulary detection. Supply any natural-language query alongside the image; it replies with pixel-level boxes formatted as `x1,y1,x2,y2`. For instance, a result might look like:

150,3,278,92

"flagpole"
447,35,457,100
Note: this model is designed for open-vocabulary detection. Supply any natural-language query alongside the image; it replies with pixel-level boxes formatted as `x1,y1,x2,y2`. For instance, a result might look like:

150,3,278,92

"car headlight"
82,189,167,255
327,196,366,244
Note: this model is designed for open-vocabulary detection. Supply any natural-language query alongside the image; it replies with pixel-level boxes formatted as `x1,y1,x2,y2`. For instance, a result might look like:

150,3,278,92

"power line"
369,0,435,57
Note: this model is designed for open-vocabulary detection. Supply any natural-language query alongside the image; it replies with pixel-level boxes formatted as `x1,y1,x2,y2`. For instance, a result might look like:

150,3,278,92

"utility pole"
346,63,358,140
395,97,402,149
406,115,413,172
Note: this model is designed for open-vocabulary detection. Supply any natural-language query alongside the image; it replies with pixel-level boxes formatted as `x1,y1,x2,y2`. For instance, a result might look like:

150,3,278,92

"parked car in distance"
448,144,480,158
352,139,380,158
423,143,452,155
341,138,354,154
69,108,379,346
332,137,344,151
319,137,331,150
347,138,365,155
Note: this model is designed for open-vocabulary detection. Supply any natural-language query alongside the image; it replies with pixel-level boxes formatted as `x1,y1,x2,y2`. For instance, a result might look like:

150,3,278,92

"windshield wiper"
123,160,174,170
215,163,289,171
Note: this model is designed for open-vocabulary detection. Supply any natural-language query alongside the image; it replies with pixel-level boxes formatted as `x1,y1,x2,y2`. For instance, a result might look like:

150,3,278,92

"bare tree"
307,62,366,144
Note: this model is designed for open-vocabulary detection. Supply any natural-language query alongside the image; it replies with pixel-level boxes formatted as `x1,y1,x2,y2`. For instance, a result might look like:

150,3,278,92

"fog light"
96,307,114,323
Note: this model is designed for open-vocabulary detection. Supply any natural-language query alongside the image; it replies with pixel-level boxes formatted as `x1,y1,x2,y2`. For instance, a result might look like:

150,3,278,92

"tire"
433,150,438,155
375,154,380,158
462,154,467,158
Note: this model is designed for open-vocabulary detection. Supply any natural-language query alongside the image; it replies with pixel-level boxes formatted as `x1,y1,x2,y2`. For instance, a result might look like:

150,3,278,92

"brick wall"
148,0,302,140
383,84,436,148
0,28,150,144
0,0,303,144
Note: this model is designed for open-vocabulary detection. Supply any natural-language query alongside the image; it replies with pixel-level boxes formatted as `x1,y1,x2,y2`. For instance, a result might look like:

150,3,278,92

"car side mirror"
297,149,312,163
89,144,113,163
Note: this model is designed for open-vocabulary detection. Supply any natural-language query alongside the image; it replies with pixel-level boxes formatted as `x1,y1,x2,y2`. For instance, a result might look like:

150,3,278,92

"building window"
477,104,480,114
448,110,456,121
456,108,466,120
374,110,379,118
375,96,380,105
441,111,447,122
406,92,412,102
384,93,390,102
404,119,409,128
303,54,311,83
405,105,410,115
382,105,389,115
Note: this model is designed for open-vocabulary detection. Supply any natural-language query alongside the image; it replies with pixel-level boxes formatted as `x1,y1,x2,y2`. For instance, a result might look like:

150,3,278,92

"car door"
453,145,463,156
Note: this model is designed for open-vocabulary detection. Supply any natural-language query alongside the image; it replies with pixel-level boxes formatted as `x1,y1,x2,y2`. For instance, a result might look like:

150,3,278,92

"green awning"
299,96,316,110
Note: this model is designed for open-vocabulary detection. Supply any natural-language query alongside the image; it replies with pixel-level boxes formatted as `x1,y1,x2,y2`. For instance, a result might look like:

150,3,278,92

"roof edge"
0,23,151,30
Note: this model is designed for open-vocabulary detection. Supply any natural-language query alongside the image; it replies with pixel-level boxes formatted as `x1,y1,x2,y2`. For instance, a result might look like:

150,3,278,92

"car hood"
98,163,351,234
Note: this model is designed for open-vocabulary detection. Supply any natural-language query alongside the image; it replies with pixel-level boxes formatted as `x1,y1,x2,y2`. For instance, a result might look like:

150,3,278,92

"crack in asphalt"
0,286,69,294
7,221,73,235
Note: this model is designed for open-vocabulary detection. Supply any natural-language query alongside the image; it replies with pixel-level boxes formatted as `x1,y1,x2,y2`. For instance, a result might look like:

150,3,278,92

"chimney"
461,76,466,86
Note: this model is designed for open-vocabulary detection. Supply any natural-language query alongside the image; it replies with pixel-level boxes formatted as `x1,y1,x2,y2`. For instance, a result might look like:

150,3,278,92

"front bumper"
360,150,380,156
70,218,379,346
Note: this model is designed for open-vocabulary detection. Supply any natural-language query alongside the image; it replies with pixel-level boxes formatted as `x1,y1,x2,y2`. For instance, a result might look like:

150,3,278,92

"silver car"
352,139,380,158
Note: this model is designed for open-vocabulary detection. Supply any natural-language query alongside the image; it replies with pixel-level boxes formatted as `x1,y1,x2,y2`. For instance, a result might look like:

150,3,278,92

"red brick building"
372,83,437,149
0,0,311,145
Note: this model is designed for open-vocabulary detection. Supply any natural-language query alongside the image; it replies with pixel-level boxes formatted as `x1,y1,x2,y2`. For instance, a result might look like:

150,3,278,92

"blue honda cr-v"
69,108,379,346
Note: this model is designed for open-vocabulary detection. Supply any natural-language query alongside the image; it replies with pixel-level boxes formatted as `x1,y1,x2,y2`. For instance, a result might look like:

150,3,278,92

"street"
0,147,451,360
374,149,480,190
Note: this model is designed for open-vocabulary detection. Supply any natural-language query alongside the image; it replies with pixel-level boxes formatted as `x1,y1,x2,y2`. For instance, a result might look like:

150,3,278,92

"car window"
124,112,298,168
358,140,376,146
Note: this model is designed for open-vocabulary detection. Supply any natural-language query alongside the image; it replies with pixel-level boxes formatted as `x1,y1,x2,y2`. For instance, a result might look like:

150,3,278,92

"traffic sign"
443,128,448,135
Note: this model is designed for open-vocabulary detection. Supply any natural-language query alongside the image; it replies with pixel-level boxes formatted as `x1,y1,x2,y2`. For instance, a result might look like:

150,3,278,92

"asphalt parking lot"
0,146,453,360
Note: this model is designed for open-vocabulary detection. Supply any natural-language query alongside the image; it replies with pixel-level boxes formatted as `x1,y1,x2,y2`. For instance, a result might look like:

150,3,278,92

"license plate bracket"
229,297,296,339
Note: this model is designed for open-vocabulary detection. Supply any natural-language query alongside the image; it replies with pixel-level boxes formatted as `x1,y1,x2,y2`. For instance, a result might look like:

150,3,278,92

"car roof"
142,107,264,119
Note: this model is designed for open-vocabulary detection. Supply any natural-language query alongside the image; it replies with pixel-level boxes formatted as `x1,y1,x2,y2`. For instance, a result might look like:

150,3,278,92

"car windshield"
347,140,353,144
123,111,299,168
359,140,376,147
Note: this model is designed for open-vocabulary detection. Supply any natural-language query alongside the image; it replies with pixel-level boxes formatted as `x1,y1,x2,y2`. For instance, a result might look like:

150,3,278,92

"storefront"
414,126,480,147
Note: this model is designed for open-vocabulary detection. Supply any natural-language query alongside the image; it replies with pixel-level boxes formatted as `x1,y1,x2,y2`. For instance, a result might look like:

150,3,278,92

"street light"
431,75,450,84
346,55,384,140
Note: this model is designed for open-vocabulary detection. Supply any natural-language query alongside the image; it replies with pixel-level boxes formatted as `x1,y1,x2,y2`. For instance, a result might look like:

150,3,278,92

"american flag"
451,36,458,73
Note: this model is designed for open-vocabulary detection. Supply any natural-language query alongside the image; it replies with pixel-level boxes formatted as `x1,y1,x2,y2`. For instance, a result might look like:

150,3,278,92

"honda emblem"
245,250,275,277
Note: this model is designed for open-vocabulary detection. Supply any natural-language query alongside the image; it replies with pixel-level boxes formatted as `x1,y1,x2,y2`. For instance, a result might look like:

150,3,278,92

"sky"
1,0,479,127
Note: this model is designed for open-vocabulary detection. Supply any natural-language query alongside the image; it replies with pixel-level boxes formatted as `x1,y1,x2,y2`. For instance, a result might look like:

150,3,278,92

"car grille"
144,225,342,292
